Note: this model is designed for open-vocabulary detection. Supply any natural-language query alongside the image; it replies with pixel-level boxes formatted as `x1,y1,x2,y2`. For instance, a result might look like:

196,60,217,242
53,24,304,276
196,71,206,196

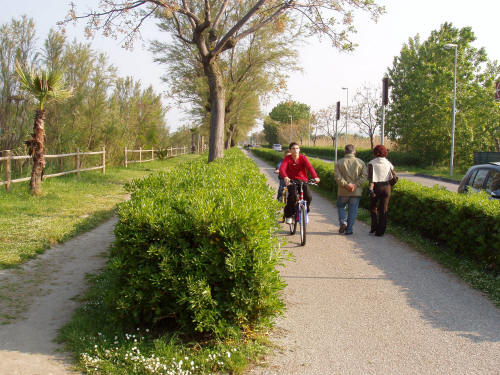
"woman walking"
367,145,397,237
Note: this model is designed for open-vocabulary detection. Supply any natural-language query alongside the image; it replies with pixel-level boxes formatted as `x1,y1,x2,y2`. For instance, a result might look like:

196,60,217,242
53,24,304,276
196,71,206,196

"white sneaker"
285,217,293,224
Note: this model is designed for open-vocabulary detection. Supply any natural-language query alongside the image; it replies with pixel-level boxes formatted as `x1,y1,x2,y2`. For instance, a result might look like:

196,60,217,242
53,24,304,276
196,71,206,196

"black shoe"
345,232,353,235
339,224,347,234
375,233,384,237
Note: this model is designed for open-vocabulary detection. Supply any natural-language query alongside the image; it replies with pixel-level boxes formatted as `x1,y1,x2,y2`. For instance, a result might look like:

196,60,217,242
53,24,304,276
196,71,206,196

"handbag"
389,169,398,186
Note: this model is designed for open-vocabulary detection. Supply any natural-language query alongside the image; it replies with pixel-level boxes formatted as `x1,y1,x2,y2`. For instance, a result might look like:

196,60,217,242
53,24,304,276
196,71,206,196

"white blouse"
368,157,394,182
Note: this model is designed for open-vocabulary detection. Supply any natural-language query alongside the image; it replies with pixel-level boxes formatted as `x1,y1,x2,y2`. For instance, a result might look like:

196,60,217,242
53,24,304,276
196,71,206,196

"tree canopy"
64,0,385,161
386,22,500,165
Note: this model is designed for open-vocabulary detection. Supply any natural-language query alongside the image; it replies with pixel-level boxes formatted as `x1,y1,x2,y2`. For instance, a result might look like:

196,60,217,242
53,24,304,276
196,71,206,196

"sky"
2,0,500,135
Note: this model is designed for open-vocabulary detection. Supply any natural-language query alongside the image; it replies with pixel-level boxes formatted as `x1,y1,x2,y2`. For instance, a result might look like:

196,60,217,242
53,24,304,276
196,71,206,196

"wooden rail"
124,146,188,167
0,147,106,191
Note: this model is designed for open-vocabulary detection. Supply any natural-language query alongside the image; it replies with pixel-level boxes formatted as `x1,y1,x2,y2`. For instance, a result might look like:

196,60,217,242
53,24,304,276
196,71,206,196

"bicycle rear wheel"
289,216,297,234
299,205,307,246
282,187,288,204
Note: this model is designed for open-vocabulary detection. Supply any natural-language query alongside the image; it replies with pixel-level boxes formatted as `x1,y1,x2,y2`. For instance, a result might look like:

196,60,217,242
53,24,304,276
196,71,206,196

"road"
245,151,500,375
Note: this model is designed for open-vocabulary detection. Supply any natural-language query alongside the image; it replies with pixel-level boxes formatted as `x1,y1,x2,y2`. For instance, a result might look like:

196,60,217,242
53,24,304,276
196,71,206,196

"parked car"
458,162,500,200
272,144,282,151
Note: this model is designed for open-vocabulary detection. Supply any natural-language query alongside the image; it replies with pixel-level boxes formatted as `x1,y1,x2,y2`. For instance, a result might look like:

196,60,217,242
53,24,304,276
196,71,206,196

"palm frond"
15,60,72,109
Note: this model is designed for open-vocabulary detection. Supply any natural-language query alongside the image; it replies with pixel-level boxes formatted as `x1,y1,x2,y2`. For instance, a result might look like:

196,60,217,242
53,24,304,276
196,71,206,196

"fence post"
102,146,106,174
151,148,154,161
124,147,128,168
139,147,142,163
76,147,80,176
4,150,11,191
169,147,172,157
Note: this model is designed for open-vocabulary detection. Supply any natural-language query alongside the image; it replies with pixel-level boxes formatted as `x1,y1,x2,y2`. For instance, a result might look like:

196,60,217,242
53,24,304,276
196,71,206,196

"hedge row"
251,147,500,271
272,145,425,167
110,148,286,335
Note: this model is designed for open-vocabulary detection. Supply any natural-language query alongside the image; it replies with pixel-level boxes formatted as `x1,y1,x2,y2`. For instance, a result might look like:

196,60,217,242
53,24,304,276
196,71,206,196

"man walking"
334,144,367,235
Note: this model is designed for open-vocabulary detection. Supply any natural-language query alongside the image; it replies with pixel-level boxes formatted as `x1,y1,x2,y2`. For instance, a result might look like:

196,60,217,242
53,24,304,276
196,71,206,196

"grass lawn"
0,155,199,268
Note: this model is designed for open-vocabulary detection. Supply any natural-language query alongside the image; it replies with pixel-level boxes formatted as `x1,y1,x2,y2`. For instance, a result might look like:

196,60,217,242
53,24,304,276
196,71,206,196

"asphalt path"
245,151,500,375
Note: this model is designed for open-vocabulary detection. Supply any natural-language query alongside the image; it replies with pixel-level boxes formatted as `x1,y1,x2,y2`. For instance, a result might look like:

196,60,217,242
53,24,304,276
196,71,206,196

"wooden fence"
124,146,188,167
0,147,105,191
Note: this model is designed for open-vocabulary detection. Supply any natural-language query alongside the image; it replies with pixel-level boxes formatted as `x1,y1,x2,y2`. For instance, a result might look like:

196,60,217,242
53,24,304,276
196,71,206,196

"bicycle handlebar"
289,179,319,187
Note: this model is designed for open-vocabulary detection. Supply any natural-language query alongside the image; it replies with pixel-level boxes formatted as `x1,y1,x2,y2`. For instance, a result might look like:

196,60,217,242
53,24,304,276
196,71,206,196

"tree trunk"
225,125,234,150
204,60,226,161
26,109,46,196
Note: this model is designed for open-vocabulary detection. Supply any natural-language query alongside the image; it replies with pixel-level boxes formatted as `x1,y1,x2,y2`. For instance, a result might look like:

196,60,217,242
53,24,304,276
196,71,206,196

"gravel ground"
245,151,500,375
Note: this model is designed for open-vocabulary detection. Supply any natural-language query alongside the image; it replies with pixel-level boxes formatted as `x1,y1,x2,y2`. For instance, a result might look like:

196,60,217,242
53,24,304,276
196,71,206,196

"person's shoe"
369,229,376,234
285,217,293,224
345,232,353,235
339,223,347,233
375,233,384,237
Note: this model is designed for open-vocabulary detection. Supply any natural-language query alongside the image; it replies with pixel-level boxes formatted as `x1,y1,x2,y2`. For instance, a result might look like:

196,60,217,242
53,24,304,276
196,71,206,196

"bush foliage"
109,148,286,335
296,146,424,167
251,147,500,271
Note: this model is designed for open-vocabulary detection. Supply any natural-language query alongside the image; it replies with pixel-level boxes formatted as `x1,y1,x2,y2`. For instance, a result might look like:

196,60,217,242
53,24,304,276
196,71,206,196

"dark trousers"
370,182,391,235
284,183,312,218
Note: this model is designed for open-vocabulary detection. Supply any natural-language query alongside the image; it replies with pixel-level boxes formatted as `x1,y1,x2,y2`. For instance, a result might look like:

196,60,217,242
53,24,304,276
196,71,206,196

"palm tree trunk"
26,109,46,195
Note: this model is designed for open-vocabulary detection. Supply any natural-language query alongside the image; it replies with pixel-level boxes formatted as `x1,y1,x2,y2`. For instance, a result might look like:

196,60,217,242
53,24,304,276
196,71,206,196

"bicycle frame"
295,183,309,225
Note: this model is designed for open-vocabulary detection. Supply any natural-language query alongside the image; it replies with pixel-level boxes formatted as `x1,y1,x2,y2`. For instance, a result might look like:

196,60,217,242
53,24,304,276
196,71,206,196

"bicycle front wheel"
299,205,307,246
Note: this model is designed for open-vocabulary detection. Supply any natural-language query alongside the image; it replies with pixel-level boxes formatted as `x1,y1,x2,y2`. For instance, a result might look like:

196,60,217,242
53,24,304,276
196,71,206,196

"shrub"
110,148,286,335
299,146,425,167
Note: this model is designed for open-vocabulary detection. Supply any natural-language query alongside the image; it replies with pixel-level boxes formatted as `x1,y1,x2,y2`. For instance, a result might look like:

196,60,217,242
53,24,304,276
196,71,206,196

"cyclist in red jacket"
279,142,320,224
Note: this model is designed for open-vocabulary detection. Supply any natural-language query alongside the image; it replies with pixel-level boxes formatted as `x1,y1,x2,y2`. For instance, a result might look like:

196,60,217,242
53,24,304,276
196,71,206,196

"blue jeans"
337,196,361,234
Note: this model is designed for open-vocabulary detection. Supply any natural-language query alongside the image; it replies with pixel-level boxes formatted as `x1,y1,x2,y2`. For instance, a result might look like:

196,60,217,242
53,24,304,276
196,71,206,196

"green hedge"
110,148,286,335
251,148,500,271
297,146,424,167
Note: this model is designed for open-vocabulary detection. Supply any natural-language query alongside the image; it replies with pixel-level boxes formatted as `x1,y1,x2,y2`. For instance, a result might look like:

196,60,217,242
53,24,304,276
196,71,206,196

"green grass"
0,155,199,268
58,270,271,375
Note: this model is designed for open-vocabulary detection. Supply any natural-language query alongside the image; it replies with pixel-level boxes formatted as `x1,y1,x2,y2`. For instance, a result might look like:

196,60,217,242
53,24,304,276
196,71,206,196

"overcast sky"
3,1,499,134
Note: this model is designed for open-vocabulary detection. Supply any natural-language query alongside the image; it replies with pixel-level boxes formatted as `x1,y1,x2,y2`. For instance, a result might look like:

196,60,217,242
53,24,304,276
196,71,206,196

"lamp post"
289,115,293,143
342,87,349,145
444,43,457,177
308,112,311,147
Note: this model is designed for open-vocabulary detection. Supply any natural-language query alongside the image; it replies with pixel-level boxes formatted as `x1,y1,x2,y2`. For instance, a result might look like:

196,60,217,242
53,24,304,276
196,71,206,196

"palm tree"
16,61,72,195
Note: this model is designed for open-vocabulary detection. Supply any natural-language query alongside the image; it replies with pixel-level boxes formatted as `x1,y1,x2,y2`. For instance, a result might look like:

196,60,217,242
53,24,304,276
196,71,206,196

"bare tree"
316,106,344,148
350,83,380,150
61,1,384,161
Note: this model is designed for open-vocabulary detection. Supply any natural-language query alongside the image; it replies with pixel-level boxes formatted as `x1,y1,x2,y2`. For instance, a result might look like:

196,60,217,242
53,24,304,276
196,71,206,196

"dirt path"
0,217,117,375
245,151,500,375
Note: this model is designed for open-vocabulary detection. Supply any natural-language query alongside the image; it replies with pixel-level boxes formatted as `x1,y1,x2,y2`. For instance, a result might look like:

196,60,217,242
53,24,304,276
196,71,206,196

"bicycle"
285,179,318,246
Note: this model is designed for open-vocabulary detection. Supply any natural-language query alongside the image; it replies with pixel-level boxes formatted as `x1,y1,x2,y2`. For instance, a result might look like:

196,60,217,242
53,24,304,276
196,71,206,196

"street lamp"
308,112,311,147
342,87,349,145
289,115,293,143
444,43,457,177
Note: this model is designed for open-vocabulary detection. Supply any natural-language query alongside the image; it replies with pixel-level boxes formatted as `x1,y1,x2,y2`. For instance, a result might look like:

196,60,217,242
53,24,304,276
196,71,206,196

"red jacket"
279,154,318,182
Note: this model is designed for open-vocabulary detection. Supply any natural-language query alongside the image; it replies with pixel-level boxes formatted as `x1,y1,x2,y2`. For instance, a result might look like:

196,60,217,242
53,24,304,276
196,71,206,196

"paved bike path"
245,151,500,375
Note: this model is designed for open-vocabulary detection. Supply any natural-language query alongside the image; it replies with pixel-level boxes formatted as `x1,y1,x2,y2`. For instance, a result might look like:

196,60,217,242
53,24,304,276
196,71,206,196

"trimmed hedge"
251,148,500,271
296,146,424,167
110,148,286,335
